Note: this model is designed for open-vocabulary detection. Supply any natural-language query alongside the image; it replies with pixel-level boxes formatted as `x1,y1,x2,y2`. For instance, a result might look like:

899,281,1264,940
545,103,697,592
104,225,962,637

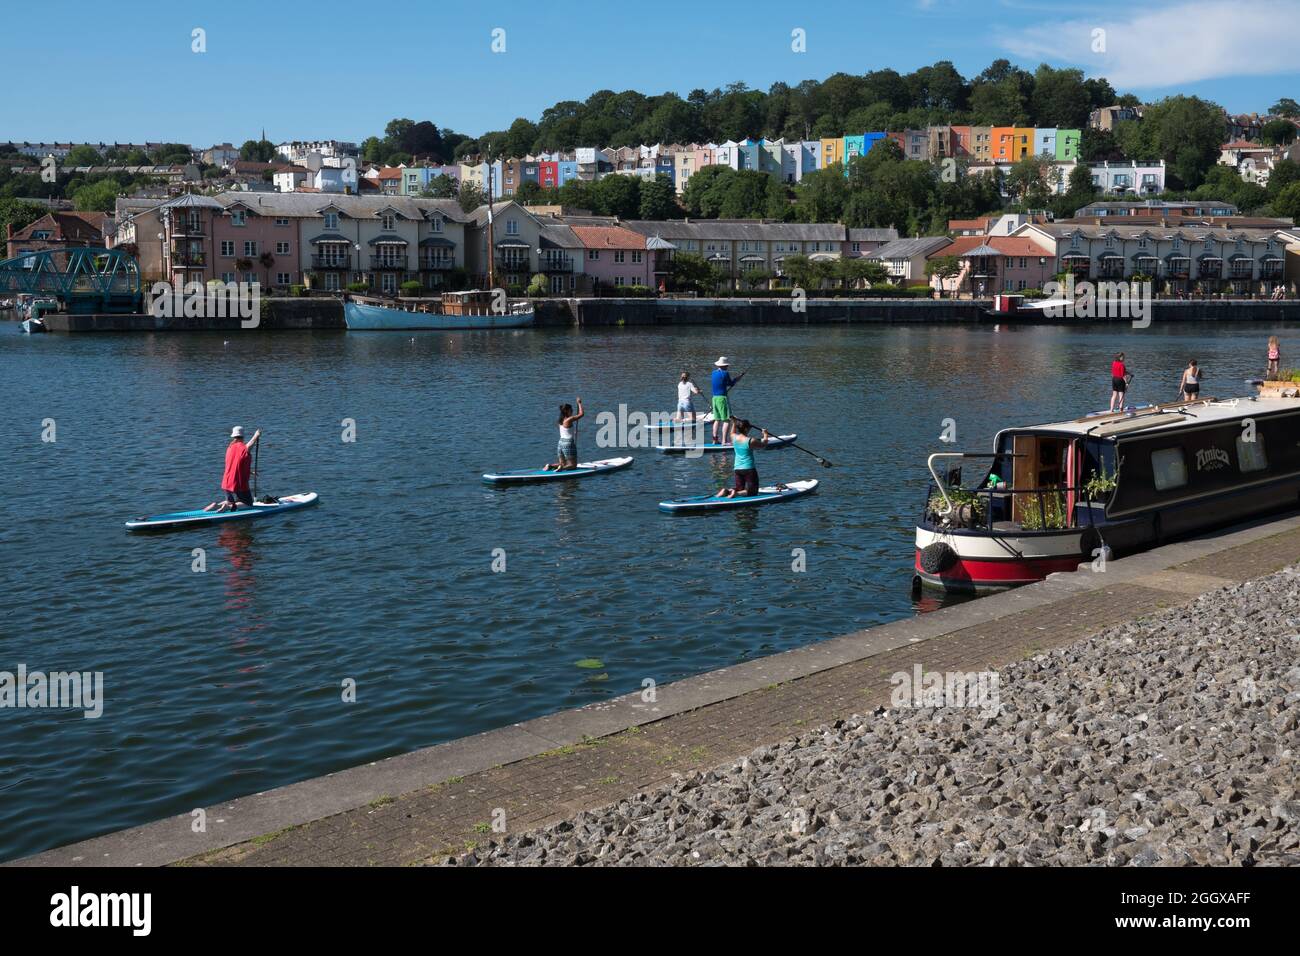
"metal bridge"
0,246,142,314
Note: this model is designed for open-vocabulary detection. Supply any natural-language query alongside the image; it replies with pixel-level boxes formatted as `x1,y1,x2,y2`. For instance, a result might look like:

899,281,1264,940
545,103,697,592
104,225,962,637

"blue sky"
2,0,1297,145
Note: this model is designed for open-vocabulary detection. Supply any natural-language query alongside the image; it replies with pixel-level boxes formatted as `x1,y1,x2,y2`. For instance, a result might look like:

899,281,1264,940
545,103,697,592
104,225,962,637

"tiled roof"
621,219,848,242
569,225,647,249
212,191,468,222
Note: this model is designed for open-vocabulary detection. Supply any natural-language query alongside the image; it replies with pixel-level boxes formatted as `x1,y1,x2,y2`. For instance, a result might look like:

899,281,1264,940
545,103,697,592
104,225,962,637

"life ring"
919,541,959,574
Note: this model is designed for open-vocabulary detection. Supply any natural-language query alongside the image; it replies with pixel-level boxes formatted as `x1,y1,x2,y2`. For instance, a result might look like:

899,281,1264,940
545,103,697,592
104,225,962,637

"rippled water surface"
0,319,1286,860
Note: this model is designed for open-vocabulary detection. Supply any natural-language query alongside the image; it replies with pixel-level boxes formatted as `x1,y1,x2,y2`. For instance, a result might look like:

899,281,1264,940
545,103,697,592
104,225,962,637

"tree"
925,255,963,297
239,139,276,163
72,179,119,212
526,273,548,296
638,174,679,220
1271,98,1300,118
457,180,487,214
1029,65,1092,129
589,174,640,218
421,174,458,199
65,145,103,166
0,198,48,235
740,268,771,292
668,252,715,292
515,181,544,204
1260,119,1297,146
780,253,817,290
1273,182,1300,222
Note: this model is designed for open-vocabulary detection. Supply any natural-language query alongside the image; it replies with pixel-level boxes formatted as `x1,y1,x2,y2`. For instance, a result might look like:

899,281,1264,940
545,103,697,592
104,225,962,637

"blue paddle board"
658,479,818,513
482,456,633,484
126,492,319,532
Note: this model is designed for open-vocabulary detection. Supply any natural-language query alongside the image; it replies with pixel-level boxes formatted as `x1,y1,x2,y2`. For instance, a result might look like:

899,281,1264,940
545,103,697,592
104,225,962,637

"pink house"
211,198,302,289
570,225,653,290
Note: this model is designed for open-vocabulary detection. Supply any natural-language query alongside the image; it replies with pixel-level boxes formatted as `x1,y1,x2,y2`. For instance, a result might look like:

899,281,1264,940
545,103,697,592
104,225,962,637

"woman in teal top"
714,419,769,498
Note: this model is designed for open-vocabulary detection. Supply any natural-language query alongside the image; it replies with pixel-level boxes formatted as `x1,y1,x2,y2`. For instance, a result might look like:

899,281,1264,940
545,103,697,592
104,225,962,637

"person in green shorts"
709,356,745,445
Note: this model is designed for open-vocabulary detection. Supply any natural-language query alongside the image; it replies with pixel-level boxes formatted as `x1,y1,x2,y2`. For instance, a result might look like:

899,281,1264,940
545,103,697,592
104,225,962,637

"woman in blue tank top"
714,418,769,498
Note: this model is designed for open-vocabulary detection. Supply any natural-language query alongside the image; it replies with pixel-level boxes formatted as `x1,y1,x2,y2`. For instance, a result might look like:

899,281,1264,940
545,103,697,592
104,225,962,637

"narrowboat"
344,291,534,331
915,388,1300,592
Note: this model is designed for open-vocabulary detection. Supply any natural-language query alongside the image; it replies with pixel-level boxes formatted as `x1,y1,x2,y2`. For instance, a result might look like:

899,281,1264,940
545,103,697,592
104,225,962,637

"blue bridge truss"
0,246,142,314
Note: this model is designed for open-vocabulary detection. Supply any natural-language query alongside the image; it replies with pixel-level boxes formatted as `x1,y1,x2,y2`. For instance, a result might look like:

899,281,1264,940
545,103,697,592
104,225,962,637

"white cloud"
1002,0,1300,88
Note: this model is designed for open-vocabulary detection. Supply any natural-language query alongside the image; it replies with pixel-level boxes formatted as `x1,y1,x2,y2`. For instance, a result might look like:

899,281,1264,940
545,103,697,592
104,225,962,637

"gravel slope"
451,567,1300,866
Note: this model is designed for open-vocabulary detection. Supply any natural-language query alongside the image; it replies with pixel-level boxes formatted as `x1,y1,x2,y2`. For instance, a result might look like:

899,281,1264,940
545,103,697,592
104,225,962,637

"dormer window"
431,217,442,233
506,219,519,236
324,212,339,230
382,213,395,231
230,210,246,227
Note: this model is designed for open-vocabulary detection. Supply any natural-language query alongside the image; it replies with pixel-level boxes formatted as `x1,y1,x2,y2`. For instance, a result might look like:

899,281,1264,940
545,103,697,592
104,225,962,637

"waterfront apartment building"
1013,221,1289,295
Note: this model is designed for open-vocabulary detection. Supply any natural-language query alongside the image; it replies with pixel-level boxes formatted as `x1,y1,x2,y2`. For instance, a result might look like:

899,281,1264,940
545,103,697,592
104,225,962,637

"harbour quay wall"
535,297,1300,327
37,296,346,332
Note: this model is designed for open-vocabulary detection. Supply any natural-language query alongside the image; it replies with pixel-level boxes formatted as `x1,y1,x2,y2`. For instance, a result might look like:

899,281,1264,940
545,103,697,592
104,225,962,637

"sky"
1,0,1297,145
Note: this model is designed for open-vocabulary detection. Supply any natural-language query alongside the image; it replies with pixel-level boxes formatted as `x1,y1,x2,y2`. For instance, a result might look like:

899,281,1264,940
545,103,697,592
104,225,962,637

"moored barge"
915,387,1300,591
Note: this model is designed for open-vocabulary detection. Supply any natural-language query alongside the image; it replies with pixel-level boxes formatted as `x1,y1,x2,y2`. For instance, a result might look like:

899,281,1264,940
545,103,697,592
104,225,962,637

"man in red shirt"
204,426,261,512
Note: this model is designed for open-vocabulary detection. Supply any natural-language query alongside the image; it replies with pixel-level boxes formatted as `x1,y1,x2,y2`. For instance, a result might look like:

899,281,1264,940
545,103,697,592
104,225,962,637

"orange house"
1011,127,1035,161
991,126,1015,162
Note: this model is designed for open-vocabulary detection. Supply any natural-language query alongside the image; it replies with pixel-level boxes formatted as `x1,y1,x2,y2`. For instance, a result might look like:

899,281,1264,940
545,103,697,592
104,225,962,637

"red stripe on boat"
914,551,1081,585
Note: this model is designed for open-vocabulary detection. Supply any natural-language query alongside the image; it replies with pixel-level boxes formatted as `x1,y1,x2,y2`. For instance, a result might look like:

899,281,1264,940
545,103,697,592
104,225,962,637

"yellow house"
1011,128,1035,161
820,137,844,170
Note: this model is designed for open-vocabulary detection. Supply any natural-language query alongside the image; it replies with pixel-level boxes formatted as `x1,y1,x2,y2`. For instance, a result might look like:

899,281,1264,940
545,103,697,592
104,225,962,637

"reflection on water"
1,320,1293,861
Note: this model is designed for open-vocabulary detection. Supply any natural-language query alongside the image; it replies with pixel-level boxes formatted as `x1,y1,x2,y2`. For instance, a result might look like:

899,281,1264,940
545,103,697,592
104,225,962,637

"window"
243,241,258,256
588,250,599,260
1236,434,1267,473
221,271,235,283
382,213,395,230
275,218,290,226
614,276,625,286
506,220,519,236
614,251,625,263
631,251,642,263
381,273,396,293
852,242,860,253
431,217,442,233
276,242,290,255
220,240,235,257
324,212,339,230
230,210,246,226
276,272,291,285
1151,448,1188,491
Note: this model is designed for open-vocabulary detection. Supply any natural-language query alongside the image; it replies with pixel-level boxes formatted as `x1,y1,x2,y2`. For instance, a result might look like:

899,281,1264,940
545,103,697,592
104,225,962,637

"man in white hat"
709,356,744,445
204,426,262,512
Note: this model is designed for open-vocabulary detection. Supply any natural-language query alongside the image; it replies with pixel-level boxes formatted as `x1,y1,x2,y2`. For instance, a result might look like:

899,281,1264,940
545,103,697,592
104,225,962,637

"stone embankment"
453,566,1300,866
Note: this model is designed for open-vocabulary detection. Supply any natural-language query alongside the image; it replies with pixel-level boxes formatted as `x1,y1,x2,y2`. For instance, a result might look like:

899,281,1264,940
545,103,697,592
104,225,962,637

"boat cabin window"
1151,447,1188,490
1009,433,1071,524
1236,433,1267,473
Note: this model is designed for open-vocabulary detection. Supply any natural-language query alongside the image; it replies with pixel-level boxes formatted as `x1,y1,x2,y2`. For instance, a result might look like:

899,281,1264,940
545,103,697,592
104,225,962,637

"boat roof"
1019,395,1298,438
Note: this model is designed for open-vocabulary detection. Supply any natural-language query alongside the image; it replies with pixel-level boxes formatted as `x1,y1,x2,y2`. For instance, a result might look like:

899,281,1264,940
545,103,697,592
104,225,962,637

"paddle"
736,418,833,468
253,432,260,499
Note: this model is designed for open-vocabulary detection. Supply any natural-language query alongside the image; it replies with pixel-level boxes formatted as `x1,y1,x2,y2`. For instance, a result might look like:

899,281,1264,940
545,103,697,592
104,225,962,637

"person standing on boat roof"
714,419,771,499
710,357,745,445
204,426,261,512
543,398,583,471
1179,360,1203,401
1109,352,1130,413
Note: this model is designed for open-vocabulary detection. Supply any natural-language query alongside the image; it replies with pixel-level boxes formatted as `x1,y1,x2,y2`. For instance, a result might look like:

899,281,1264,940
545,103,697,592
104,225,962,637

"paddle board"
125,492,319,532
647,414,715,430
658,479,818,513
655,434,796,454
482,456,633,484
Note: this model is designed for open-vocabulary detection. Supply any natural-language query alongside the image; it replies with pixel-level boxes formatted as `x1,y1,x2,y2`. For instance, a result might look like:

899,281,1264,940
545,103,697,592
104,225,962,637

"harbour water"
0,320,1287,861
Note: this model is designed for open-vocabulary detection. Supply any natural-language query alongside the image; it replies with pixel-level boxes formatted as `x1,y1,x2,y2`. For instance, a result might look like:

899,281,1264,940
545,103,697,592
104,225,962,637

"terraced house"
1012,222,1292,296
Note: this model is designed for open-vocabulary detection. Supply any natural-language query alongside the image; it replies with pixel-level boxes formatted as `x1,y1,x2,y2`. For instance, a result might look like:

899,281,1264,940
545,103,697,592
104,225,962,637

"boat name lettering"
1195,447,1229,471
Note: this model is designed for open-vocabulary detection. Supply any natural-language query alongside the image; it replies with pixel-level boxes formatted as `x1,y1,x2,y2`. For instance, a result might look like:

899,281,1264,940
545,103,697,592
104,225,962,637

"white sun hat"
230,426,244,438
714,356,730,367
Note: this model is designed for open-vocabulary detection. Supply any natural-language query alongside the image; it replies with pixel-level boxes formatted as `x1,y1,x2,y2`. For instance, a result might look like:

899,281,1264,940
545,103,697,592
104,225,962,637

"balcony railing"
419,257,455,270
541,257,573,272
311,255,351,269
369,257,408,270
171,222,206,238
495,256,529,272
171,252,206,267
